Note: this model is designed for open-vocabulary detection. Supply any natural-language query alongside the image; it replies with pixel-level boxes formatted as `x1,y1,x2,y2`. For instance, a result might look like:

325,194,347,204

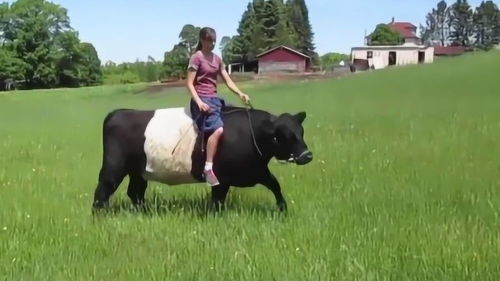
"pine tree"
449,0,474,46
232,2,256,62
269,0,295,48
473,1,500,47
230,0,316,64
250,0,267,57
286,0,315,57
436,1,452,46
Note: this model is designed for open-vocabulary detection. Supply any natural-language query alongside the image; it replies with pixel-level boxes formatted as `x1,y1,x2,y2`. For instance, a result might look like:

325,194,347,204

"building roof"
256,45,310,59
388,22,418,39
433,45,466,56
352,45,432,51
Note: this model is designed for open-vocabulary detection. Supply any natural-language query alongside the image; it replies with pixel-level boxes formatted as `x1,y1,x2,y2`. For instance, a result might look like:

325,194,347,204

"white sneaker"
204,169,220,186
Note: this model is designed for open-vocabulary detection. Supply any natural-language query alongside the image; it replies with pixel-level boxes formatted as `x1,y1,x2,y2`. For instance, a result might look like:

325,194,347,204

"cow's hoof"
91,206,108,216
277,202,288,212
92,201,109,214
132,201,148,212
212,201,226,212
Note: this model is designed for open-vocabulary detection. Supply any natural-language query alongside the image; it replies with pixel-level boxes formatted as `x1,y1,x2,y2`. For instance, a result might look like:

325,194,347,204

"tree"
0,47,27,86
421,1,452,46
473,1,500,48
55,31,85,87
420,12,437,45
162,43,189,79
0,0,103,89
220,36,240,64
231,2,255,63
101,57,162,85
228,0,316,65
80,42,102,85
0,3,9,44
320,52,349,70
248,0,268,58
268,0,295,48
179,24,200,55
369,24,404,45
496,9,500,41
144,56,160,82
449,0,474,46
54,31,103,87
250,22,268,58
286,0,315,57
5,0,72,88
219,36,231,53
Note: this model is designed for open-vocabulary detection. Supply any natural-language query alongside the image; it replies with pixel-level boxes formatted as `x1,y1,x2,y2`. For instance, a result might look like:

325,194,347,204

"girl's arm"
220,68,250,103
187,70,210,112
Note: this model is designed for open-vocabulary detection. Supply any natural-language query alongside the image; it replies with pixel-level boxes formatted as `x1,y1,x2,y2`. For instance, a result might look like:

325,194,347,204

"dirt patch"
140,70,352,94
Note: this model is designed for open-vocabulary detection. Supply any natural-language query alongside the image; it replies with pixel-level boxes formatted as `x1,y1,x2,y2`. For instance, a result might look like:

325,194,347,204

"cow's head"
264,112,313,165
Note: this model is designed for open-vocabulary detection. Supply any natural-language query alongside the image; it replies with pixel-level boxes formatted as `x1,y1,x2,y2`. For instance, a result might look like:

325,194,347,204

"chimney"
391,17,395,24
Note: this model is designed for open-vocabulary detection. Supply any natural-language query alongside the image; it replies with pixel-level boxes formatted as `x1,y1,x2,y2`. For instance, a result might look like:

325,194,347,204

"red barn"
256,46,311,74
433,45,466,56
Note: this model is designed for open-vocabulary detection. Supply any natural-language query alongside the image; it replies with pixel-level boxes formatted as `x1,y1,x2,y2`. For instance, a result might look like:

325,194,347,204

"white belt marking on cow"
142,107,199,185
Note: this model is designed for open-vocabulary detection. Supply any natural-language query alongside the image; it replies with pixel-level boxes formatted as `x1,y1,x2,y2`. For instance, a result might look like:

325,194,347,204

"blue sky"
39,0,487,63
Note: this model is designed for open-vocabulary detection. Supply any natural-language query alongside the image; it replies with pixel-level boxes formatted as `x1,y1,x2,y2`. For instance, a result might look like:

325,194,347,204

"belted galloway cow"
92,105,313,211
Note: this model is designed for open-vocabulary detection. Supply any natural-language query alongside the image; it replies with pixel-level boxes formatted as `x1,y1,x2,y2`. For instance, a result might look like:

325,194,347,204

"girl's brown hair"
195,27,217,51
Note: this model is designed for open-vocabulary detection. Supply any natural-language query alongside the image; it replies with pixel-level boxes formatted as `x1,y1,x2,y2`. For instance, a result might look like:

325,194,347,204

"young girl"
187,27,250,186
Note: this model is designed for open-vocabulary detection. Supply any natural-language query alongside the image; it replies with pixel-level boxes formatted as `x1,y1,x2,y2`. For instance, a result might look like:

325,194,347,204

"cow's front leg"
211,184,230,210
260,173,287,212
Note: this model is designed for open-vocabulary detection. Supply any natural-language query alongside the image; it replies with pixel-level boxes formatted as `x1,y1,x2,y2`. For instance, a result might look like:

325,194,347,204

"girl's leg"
204,127,223,186
206,127,223,163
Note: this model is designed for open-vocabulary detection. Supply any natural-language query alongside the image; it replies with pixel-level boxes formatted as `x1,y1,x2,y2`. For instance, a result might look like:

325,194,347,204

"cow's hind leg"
127,173,148,208
92,156,127,210
211,184,230,210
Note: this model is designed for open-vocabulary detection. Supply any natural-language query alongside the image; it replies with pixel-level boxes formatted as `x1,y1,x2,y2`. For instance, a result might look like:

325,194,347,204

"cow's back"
142,107,199,185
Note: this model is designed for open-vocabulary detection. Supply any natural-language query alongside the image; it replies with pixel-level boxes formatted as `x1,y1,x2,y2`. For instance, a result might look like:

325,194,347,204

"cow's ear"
294,112,306,124
262,117,276,136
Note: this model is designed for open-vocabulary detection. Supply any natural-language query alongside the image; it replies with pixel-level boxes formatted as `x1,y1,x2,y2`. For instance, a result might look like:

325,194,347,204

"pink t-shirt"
188,51,225,96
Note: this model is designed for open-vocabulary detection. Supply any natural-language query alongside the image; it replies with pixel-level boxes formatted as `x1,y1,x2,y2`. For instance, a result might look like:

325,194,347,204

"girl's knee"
208,127,223,141
214,127,223,136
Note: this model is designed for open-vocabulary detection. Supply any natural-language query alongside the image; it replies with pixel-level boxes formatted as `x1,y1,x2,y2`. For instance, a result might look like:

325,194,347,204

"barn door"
388,52,397,66
418,51,425,63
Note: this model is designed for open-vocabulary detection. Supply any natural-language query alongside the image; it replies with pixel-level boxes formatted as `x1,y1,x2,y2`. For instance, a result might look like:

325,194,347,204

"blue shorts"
190,96,226,135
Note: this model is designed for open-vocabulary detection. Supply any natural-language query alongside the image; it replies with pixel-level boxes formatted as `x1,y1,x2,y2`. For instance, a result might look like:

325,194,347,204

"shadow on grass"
92,192,287,220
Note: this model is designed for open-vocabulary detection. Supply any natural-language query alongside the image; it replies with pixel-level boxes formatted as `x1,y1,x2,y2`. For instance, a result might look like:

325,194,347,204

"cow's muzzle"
283,150,313,165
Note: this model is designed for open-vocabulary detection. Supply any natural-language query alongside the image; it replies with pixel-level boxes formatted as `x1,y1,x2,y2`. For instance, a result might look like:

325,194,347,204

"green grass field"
1,51,499,280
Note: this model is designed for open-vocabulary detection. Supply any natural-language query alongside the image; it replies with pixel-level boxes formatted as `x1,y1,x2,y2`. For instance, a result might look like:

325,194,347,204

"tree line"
0,0,322,89
0,0,102,90
8,0,495,89
420,0,500,49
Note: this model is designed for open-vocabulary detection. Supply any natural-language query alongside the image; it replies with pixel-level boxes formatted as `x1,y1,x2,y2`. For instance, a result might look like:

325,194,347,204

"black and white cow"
92,105,313,211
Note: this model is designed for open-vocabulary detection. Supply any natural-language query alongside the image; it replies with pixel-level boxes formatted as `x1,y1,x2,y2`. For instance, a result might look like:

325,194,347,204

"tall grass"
1,51,499,280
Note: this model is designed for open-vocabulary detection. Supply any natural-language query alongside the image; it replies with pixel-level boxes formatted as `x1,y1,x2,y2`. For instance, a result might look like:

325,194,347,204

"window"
367,51,373,59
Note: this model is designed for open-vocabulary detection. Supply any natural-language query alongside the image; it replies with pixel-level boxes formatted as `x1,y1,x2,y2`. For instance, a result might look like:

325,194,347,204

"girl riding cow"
186,27,250,186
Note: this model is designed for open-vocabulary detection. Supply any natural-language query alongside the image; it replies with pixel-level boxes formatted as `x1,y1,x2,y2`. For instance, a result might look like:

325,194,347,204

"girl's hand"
239,93,250,104
198,101,211,113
